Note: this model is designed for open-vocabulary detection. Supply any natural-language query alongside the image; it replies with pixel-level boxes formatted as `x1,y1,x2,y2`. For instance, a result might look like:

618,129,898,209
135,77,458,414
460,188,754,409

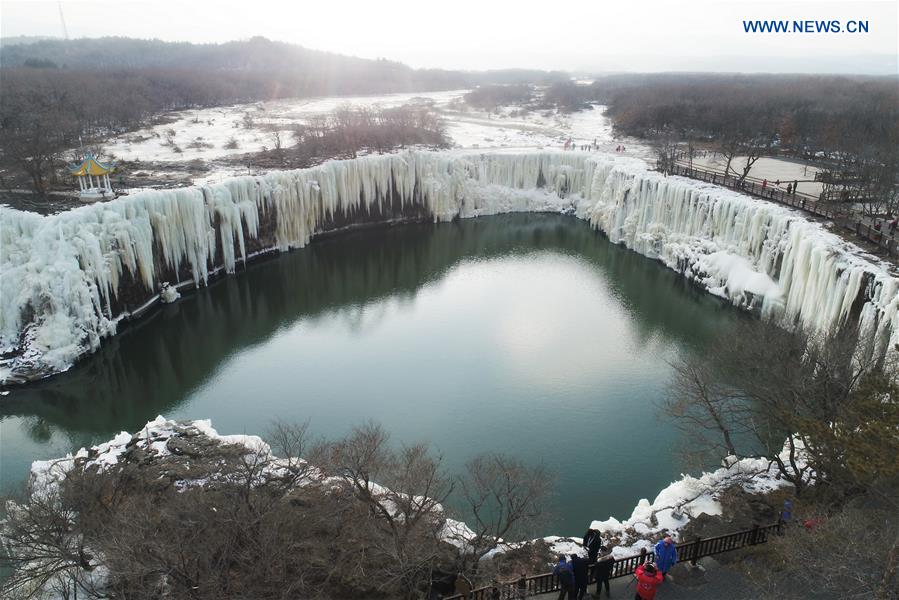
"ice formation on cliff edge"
1,150,897,382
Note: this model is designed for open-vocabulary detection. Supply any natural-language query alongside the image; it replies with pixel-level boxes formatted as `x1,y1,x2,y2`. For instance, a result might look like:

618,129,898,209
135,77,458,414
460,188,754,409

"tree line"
0,36,565,198
463,75,898,216
599,74,899,216
250,103,449,170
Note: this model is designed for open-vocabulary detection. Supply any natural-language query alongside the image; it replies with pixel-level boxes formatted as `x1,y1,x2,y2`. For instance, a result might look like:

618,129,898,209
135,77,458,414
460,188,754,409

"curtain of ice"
1,150,897,381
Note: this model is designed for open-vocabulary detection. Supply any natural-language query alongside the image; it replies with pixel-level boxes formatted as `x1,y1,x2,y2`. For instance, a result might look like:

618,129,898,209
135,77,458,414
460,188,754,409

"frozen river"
101,89,651,187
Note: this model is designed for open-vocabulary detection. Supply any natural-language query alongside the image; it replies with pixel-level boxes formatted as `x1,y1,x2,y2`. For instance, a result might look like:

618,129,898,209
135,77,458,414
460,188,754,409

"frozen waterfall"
1,151,897,383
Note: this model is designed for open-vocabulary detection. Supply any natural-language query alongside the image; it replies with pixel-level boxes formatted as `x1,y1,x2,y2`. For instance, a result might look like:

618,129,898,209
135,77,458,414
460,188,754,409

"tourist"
594,549,616,598
634,562,664,600
570,553,589,600
553,555,575,600
584,528,603,563
778,499,793,534
888,217,897,236
653,535,678,580
786,183,792,195
792,180,798,194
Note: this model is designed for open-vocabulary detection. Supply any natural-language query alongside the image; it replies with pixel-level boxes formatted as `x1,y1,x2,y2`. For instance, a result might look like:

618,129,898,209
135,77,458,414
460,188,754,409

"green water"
0,214,745,535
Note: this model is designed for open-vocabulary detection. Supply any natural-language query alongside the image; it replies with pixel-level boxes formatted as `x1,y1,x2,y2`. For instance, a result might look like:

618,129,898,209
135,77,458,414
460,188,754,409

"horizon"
3,34,898,78
1,0,896,75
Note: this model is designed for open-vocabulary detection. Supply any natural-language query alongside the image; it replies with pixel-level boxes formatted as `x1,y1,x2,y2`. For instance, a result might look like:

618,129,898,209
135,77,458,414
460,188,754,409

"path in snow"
690,154,824,197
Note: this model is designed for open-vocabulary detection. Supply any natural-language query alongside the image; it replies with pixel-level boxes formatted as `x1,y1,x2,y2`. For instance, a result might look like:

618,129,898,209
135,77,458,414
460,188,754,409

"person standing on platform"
584,528,602,563
570,554,589,600
654,536,678,580
553,555,575,600
634,562,663,600
594,549,615,598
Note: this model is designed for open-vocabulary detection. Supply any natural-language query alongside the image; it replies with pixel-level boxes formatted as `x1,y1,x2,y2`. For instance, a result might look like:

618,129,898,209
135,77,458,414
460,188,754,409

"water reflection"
1,214,744,532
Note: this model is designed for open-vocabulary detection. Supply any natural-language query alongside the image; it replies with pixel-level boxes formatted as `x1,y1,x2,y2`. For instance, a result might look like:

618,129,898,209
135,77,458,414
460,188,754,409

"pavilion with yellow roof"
69,153,116,199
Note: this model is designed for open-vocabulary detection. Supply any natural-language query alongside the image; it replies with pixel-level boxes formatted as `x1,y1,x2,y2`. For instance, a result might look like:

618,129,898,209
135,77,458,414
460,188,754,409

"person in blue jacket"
552,555,575,600
654,535,678,580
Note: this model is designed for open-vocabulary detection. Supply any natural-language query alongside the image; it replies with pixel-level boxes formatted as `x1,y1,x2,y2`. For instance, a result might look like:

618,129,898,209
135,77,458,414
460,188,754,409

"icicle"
1,150,897,382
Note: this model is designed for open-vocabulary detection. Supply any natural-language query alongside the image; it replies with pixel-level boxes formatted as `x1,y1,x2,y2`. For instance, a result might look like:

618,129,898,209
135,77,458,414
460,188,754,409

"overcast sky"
2,0,897,73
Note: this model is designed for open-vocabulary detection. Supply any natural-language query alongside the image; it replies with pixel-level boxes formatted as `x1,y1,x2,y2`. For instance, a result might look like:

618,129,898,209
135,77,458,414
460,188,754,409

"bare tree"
0,76,79,197
652,127,683,175
3,420,558,599
0,468,107,600
270,130,285,166
456,453,553,572
326,422,454,599
665,321,899,498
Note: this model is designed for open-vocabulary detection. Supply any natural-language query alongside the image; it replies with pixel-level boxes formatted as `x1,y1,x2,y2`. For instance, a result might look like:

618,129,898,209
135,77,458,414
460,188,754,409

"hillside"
0,36,567,91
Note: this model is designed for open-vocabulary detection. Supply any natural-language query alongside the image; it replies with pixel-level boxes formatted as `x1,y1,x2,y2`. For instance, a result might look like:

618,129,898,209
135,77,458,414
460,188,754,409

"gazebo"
69,153,116,200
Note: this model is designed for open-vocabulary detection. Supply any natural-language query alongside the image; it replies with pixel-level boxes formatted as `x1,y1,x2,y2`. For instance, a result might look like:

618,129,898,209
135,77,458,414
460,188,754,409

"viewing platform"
443,523,779,599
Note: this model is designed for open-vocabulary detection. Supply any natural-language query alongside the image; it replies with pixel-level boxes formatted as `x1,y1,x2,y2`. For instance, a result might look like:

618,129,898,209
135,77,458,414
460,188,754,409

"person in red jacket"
634,562,664,600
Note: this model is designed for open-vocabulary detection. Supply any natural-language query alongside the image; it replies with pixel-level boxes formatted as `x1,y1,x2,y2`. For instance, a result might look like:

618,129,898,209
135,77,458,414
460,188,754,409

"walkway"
532,556,753,600
666,161,899,261
444,524,780,600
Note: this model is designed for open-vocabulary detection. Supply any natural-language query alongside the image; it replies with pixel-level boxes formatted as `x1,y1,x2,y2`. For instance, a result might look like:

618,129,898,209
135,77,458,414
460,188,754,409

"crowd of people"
551,532,678,600
562,137,612,152
438,530,681,599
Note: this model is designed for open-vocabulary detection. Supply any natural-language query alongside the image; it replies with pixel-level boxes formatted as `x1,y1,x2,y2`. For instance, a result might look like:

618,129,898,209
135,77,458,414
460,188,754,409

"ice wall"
578,158,898,355
1,151,897,382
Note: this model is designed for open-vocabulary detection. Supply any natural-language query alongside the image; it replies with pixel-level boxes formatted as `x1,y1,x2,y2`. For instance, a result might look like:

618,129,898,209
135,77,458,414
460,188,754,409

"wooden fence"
442,523,781,599
665,162,898,258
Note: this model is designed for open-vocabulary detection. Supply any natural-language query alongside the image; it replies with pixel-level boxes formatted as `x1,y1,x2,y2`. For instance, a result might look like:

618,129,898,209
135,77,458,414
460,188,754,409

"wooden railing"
664,162,898,259
442,523,781,599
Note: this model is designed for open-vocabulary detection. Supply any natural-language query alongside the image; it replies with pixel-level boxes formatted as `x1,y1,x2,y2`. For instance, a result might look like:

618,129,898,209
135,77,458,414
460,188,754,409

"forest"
542,74,899,216
0,37,567,198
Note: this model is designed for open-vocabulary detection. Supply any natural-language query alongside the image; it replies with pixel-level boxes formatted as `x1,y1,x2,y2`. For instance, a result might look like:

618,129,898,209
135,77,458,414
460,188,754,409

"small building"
69,153,116,201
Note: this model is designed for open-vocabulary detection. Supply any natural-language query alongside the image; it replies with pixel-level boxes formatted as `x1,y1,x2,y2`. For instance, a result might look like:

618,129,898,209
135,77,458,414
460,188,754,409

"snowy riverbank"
2,151,897,384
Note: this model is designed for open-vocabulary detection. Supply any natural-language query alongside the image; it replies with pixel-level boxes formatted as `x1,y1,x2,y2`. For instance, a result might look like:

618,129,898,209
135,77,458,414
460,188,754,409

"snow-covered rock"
159,282,180,304
22,419,810,570
587,443,808,556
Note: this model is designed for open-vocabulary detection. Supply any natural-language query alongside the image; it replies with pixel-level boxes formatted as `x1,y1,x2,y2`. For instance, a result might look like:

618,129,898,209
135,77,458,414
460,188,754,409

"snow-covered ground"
105,90,468,164
97,89,648,188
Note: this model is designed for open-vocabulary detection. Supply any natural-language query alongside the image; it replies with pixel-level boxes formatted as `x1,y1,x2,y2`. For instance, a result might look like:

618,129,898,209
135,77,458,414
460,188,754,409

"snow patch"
587,443,808,555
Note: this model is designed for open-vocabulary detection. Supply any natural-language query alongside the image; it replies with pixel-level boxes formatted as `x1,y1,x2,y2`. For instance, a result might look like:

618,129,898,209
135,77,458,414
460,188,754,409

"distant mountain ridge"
0,36,569,90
